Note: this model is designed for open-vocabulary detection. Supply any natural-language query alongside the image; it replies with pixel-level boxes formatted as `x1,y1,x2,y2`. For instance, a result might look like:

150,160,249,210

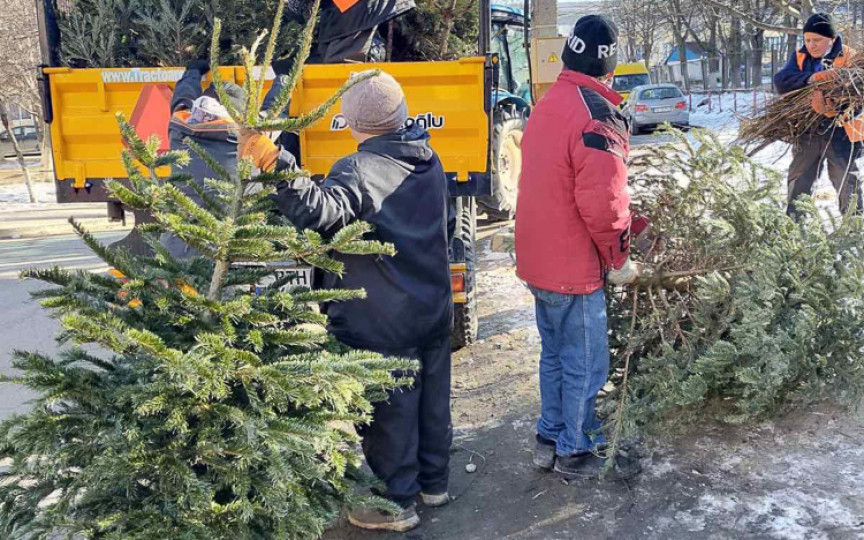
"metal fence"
684,89,771,114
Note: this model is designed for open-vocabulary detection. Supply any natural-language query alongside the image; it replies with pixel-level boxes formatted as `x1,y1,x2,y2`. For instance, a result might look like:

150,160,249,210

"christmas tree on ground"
0,2,412,538
602,129,864,456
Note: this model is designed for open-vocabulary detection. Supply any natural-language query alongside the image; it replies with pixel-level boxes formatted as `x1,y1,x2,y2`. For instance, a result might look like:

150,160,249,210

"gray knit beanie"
341,70,408,135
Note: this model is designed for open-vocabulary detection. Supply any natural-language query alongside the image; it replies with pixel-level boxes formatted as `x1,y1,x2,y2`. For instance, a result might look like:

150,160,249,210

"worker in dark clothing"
773,12,864,218
164,59,298,257
238,70,453,533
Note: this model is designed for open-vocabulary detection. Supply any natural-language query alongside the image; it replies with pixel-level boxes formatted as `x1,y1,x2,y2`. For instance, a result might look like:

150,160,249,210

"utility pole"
528,0,561,100
532,0,558,39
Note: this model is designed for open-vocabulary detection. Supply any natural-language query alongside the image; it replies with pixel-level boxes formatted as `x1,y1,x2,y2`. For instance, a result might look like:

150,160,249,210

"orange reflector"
451,273,465,294
128,84,173,154
333,0,362,12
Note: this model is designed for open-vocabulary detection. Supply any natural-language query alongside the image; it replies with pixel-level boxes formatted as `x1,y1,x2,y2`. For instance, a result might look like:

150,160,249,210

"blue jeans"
530,286,610,457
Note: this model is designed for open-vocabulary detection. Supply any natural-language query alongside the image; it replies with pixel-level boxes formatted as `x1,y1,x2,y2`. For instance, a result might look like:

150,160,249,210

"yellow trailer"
42,61,493,204
34,0,522,349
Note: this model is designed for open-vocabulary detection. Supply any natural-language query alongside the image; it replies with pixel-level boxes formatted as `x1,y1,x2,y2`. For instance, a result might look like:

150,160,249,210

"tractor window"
491,25,514,93
505,27,531,99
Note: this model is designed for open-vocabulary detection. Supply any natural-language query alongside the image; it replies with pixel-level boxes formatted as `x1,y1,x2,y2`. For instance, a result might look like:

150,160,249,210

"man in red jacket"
515,14,641,479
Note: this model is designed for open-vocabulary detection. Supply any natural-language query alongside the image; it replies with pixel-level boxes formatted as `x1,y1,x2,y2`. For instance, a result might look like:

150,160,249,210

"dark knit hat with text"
803,13,837,39
562,15,619,77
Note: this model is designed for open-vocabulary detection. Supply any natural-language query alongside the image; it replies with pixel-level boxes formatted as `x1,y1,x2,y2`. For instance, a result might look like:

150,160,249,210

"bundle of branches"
739,53,864,149
601,130,864,454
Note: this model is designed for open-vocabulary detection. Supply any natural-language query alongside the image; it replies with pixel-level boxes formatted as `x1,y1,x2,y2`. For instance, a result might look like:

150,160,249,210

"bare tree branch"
702,0,799,34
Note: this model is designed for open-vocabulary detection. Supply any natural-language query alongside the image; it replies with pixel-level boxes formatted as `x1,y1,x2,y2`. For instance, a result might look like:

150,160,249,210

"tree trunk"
786,15,797,59
708,14,720,73
40,129,53,184
676,30,691,92
750,29,764,90
438,0,459,58
730,17,742,88
0,100,37,203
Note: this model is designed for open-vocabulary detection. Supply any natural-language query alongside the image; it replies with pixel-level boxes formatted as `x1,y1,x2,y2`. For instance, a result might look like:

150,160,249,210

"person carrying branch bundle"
773,13,864,217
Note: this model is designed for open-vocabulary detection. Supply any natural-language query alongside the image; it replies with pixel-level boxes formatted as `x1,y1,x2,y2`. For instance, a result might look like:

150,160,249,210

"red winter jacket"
515,70,632,295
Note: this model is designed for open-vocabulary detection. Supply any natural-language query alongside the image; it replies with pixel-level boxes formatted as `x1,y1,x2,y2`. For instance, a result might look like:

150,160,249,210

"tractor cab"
490,5,532,104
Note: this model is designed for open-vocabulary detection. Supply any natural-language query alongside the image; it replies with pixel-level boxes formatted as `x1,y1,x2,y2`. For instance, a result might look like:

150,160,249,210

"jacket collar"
557,69,623,106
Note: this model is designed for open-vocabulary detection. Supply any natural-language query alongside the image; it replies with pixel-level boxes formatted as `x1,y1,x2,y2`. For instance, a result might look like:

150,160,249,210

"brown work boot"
420,491,450,507
348,504,420,532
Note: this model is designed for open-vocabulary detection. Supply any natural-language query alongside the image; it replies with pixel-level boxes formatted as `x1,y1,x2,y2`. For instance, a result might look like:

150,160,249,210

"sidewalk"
0,182,131,240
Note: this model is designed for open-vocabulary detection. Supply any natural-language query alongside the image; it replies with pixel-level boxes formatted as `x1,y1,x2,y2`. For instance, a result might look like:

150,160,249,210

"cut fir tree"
602,129,864,454
0,2,413,539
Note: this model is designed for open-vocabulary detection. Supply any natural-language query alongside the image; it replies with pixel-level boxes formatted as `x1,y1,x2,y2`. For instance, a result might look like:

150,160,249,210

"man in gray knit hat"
242,70,453,532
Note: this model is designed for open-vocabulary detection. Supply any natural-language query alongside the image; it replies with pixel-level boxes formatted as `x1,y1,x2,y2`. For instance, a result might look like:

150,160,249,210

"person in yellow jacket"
773,12,864,217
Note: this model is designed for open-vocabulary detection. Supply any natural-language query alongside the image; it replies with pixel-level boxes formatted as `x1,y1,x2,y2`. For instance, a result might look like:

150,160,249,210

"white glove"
607,258,642,286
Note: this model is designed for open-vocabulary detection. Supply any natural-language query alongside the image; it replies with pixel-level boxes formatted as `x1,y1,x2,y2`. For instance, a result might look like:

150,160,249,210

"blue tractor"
479,5,533,221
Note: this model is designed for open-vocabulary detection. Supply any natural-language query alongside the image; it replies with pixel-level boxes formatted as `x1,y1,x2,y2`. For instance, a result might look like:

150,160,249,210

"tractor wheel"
479,109,525,221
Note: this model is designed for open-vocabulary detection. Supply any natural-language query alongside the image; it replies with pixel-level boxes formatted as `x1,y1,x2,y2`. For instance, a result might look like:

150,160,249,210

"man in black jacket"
239,70,453,533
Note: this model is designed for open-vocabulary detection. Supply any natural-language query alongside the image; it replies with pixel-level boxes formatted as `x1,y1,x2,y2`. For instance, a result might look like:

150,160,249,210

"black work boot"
348,503,420,532
553,451,642,480
533,434,557,470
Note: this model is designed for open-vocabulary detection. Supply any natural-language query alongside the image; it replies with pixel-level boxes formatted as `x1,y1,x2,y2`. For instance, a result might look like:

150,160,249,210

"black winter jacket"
272,124,453,348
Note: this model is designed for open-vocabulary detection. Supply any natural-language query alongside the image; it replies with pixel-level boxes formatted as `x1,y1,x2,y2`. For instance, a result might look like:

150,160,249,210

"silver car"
623,84,690,135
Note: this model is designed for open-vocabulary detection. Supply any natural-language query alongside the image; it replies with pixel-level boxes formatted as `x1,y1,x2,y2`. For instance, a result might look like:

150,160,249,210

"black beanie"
803,13,836,39
562,15,619,77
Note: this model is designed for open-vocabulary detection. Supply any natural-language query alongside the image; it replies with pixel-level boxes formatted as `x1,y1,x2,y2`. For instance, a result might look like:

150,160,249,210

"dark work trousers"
787,130,864,218
356,336,453,508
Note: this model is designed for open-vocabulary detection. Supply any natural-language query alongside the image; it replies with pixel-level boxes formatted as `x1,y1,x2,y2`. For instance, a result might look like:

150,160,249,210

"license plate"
653,106,673,113
232,262,315,293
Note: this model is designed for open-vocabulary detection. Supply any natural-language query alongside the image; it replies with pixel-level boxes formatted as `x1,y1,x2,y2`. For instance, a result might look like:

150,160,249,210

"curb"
0,221,130,240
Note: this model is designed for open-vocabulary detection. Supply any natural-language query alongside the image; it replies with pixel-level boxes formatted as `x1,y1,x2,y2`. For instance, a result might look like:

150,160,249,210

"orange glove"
810,69,840,84
811,89,838,117
238,129,280,172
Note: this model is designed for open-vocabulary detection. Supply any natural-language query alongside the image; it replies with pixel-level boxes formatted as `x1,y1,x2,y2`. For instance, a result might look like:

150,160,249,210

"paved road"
0,231,125,419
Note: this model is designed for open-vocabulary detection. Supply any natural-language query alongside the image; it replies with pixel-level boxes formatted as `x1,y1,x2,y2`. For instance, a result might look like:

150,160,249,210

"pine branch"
116,112,156,168
291,288,367,303
166,175,228,218
261,70,380,133
241,30,268,125
68,218,137,278
265,0,322,121
153,149,191,169
161,184,222,231
208,19,243,125
184,138,233,184
253,169,313,184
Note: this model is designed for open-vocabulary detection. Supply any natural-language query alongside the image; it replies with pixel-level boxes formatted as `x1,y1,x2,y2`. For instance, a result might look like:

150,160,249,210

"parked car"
0,124,40,157
623,84,690,135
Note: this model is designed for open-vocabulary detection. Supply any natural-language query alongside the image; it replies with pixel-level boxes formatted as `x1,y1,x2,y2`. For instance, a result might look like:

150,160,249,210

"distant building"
661,42,721,89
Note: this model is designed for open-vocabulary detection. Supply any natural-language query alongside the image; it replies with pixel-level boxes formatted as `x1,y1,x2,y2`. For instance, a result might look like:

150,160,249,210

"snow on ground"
0,181,56,209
